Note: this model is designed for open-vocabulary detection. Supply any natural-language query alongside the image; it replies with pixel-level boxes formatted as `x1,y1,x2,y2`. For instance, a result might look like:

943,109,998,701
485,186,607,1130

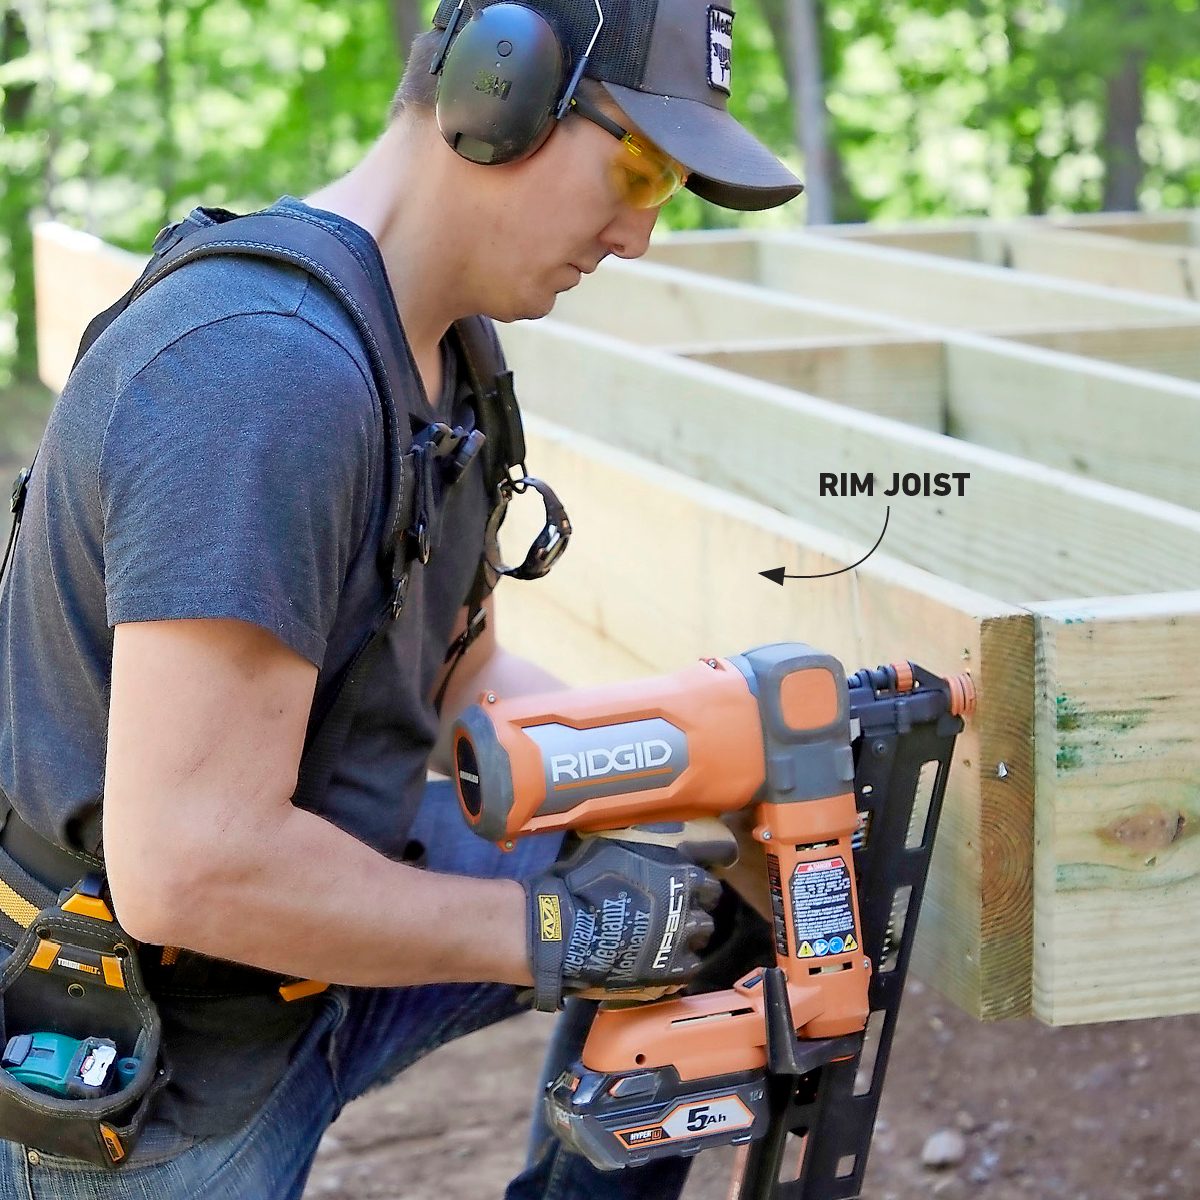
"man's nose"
604,205,660,260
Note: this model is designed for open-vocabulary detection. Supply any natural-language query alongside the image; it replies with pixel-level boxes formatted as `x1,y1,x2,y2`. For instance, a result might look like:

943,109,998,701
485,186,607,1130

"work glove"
522,820,736,1012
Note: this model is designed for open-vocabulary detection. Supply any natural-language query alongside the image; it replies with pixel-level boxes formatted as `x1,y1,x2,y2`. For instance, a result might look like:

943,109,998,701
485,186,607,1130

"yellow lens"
612,133,687,209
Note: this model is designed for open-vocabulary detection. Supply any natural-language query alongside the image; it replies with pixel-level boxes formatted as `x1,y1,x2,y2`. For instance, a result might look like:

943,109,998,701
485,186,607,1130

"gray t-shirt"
0,197,493,1135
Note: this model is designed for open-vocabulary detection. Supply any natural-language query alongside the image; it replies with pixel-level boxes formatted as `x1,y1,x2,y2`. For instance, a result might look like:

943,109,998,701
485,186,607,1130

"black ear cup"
435,3,569,165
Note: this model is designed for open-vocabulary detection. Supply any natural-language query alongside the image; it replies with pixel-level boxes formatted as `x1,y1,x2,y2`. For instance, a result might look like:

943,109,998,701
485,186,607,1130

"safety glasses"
568,94,690,210
484,475,572,583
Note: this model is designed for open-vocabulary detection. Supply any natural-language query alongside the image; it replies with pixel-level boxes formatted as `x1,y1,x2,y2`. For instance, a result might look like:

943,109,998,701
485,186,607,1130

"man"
0,0,801,1194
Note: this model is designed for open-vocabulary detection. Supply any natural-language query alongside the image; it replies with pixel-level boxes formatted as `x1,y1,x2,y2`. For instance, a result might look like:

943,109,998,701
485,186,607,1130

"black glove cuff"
522,877,572,1012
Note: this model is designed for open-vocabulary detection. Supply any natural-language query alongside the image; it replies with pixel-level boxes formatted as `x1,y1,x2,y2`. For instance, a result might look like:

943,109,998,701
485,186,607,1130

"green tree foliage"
820,0,1200,220
2,0,1198,381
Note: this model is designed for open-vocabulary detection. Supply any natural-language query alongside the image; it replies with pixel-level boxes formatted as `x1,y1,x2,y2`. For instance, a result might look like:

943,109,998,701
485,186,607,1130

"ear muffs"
434,3,570,165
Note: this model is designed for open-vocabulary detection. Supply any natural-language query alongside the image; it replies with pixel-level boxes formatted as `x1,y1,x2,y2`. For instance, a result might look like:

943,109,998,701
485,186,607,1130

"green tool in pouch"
0,874,168,1166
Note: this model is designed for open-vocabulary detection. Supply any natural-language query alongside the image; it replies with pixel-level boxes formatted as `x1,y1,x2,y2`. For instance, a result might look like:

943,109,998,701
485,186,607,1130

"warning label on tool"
791,857,857,958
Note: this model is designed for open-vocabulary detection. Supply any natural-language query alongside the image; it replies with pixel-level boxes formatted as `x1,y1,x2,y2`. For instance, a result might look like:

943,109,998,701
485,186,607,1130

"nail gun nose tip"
890,661,915,692
947,672,977,718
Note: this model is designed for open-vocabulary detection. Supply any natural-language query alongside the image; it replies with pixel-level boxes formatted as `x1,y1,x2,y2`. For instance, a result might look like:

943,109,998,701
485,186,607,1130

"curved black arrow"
760,506,891,583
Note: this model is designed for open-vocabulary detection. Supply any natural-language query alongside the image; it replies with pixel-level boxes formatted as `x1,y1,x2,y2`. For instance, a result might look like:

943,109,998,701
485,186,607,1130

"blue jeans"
0,783,693,1199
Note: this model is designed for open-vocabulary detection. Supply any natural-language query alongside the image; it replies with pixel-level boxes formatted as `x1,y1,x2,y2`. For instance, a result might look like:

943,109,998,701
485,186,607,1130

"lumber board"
647,230,1200,334
1030,592,1200,1025
1047,212,1199,246
1003,321,1200,385
498,319,1200,604
508,414,1033,1021
812,224,982,261
819,211,1200,251
34,223,144,393
499,578,656,687
813,219,1200,301
667,336,946,431
941,339,1200,508
548,253,880,344
667,330,1200,496
978,225,1200,303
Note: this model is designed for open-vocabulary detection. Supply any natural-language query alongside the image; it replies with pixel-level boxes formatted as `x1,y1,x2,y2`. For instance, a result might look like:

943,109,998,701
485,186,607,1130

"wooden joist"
644,230,1200,332
1002,320,1200,384
33,223,146,394
499,319,1200,604
817,211,1200,302
1031,592,1200,1025
665,335,948,431
666,327,1200,499
548,255,1200,512
1044,210,1199,244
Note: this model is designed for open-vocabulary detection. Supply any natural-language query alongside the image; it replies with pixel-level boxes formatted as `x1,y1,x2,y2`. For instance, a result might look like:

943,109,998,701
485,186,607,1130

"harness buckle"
10,467,31,517
445,429,486,485
414,518,432,565
151,222,185,255
391,571,410,619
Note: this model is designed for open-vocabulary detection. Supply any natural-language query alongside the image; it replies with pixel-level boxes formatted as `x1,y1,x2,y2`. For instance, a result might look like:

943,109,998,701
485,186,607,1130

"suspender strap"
450,317,526,501
434,318,532,713
0,465,33,591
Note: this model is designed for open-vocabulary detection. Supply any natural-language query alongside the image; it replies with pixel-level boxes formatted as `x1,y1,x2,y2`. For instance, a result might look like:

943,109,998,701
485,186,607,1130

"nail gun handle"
588,819,739,870
721,645,873,1040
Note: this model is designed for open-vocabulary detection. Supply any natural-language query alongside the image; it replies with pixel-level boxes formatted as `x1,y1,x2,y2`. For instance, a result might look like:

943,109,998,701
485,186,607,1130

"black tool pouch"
0,885,169,1168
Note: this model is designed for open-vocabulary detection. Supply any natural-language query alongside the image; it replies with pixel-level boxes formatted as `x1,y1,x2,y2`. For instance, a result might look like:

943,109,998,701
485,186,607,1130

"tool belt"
0,813,168,1167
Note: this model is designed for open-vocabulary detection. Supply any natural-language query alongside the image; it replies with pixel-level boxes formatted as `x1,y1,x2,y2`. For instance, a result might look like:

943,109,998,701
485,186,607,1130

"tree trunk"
390,0,425,67
1102,44,1145,212
157,0,175,228
1,5,41,382
785,0,833,224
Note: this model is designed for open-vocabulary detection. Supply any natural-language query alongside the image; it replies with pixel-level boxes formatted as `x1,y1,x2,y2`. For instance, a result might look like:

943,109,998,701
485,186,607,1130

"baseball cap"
431,0,804,211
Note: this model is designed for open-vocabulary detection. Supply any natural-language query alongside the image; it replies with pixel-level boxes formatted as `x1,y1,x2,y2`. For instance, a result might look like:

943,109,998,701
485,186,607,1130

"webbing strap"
0,831,57,948
0,878,41,930
435,318,529,713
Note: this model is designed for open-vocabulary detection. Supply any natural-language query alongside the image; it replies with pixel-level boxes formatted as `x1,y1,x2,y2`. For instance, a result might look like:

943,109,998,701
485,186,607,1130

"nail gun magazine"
451,642,976,1199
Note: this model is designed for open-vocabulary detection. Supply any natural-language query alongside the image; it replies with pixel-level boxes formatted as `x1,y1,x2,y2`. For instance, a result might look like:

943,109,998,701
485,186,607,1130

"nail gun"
451,642,975,1199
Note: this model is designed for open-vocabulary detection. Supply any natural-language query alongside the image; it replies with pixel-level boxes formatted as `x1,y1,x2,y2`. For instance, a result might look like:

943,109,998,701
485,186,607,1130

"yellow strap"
161,946,180,967
100,1123,125,1163
0,879,40,930
278,979,329,1003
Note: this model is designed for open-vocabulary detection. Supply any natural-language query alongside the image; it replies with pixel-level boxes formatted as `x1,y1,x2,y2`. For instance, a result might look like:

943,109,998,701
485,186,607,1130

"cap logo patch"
707,7,733,95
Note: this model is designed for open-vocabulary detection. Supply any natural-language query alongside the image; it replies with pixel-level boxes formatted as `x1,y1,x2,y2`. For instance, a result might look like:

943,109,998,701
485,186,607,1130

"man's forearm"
127,799,534,989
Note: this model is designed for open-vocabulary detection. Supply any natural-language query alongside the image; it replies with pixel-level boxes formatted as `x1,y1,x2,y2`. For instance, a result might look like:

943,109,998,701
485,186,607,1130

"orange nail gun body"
453,643,974,1198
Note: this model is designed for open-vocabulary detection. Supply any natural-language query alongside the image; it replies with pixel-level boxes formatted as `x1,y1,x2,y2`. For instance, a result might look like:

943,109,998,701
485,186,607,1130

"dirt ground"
304,976,1200,1200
